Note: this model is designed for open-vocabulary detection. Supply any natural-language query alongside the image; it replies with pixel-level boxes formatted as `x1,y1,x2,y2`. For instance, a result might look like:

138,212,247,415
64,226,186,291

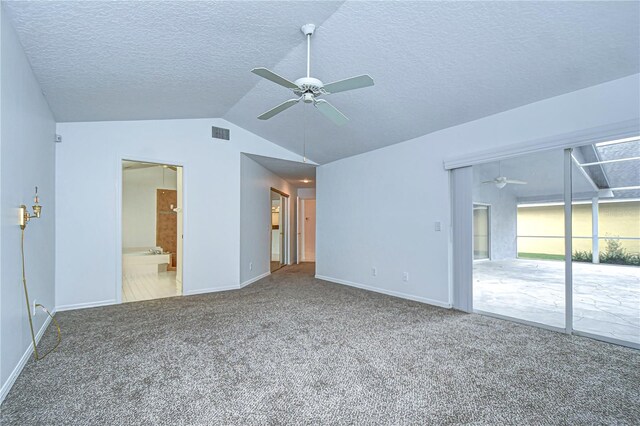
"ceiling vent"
212,126,230,140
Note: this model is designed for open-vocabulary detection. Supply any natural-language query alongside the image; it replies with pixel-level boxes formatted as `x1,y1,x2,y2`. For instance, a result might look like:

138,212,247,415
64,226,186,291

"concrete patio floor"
473,259,639,344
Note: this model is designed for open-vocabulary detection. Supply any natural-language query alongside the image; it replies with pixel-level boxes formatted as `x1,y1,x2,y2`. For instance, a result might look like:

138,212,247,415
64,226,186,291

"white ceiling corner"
244,153,316,188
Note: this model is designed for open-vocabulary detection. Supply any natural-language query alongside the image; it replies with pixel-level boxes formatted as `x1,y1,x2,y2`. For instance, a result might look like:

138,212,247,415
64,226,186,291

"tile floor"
122,271,180,303
474,259,639,344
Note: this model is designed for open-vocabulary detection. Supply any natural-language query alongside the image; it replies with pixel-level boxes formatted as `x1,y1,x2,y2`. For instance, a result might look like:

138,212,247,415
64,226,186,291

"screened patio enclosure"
469,136,639,347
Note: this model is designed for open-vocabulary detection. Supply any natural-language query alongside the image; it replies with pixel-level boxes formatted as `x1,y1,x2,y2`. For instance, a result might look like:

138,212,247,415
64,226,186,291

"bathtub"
123,247,171,277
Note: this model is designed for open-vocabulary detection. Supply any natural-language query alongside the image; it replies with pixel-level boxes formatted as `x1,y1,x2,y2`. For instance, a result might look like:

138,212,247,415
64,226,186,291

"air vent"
212,126,230,140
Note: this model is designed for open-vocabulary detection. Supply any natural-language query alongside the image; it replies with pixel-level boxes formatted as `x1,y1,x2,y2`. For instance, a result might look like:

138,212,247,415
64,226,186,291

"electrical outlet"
402,272,409,282
372,267,377,277
32,299,37,317
249,262,253,271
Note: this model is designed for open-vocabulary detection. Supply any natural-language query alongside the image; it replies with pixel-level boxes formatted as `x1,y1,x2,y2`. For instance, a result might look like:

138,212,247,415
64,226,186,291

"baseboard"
185,271,270,294
0,310,55,404
315,275,452,309
56,299,116,312
240,271,270,288
184,285,239,296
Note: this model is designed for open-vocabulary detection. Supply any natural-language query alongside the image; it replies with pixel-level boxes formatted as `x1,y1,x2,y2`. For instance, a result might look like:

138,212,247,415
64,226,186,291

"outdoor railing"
516,236,640,265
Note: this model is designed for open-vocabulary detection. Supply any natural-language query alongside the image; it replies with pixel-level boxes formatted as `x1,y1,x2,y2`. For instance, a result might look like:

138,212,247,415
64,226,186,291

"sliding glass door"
465,136,640,348
472,149,566,329
571,139,640,345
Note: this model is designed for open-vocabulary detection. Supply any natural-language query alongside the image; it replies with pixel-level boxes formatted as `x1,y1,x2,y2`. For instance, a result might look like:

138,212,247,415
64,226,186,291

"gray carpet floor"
2,263,639,425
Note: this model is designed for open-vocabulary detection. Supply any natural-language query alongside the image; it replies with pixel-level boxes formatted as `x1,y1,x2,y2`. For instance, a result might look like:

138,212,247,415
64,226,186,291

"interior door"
303,199,316,261
270,190,282,272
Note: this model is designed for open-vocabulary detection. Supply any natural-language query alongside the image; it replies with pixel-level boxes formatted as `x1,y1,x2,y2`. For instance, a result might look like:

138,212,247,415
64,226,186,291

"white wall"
317,74,640,308
240,155,297,285
297,188,316,199
122,166,177,248
303,199,316,261
472,167,517,260
55,118,301,309
1,10,56,400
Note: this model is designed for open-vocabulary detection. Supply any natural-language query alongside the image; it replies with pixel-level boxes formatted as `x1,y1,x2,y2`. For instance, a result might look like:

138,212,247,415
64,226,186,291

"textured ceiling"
226,1,640,163
4,1,639,164
2,0,343,121
474,150,594,200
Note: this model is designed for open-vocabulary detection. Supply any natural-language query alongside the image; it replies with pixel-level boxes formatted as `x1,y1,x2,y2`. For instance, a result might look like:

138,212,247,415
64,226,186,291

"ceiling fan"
251,24,374,126
482,162,527,189
482,176,527,189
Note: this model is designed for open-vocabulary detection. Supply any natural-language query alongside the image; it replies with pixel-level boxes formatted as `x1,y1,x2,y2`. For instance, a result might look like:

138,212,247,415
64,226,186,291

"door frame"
297,193,317,264
116,156,186,303
296,197,302,264
298,198,305,262
270,187,289,271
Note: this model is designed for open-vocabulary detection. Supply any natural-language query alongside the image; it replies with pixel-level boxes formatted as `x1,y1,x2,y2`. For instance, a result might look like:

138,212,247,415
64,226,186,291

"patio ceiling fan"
251,24,374,126
482,176,527,189
482,162,527,189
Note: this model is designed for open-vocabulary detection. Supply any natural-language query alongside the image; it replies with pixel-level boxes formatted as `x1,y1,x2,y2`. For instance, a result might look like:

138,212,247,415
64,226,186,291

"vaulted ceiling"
4,1,639,164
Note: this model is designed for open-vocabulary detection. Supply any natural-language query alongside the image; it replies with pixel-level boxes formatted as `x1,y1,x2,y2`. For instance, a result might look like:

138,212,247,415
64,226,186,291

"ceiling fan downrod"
301,24,315,79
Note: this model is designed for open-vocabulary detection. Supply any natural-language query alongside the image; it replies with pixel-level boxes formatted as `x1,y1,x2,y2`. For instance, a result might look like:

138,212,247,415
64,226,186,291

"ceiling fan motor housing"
294,77,325,97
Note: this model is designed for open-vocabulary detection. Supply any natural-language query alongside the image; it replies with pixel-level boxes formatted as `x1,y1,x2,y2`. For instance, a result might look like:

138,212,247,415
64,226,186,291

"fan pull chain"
303,103,307,163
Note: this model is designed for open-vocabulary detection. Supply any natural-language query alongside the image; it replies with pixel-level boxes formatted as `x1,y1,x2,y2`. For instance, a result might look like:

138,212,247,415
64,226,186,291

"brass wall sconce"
19,186,42,230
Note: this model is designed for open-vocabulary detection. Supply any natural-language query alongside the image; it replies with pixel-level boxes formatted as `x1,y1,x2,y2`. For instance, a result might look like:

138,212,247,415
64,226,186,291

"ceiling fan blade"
506,179,527,185
314,99,349,126
481,181,496,184
323,75,374,94
251,67,299,90
257,98,300,120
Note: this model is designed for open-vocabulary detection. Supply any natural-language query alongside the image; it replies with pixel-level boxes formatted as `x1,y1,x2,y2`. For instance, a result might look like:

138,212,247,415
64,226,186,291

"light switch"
434,221,441,232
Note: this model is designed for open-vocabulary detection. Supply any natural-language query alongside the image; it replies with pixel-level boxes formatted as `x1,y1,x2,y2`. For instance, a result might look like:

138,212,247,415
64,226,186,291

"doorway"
473,204,490,260
270,188,289,272
300,199,316,262
121,160,184,302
